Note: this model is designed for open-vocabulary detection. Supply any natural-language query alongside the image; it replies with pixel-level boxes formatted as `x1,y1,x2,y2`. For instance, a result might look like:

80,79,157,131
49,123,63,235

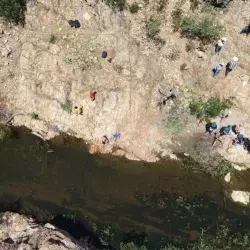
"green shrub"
157,0,166,12
0,125,12,141
49,34,56,44
201,2,215,12
60,100,72,114
129,2,139,13
104,0,125,10
189,97,232,120
165,115,186,136
181,16,225,43
146,17,165,46
31,112,39,119
0,0,27,26
171,7,183,31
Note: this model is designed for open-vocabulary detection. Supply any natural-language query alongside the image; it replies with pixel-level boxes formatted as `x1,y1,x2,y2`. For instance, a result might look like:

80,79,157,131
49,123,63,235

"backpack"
211,122,217,129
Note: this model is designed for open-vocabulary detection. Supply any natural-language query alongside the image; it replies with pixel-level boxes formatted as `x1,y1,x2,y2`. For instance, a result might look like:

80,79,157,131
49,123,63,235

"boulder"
231,190,250,205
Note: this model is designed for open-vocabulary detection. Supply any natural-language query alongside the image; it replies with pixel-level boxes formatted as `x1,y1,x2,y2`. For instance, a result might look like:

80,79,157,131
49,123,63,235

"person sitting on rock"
220,125,231,136
226,57,238,77
205,122,217,135
240,23,250,36
74,106,83,115
68,20,81,28
215,37,226,54
213,63,224,77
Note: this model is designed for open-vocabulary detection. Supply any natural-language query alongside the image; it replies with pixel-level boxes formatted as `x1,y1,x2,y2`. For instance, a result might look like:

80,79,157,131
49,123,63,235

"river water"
1,127,250,249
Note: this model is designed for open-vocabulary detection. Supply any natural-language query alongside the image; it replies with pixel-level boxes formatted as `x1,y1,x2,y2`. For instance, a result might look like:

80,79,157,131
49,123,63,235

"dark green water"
1,127,250,249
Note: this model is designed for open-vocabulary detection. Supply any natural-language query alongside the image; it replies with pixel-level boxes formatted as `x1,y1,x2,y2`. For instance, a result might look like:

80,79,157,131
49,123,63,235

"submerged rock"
0,125,12,141
0,212,85,249
231,191,250,205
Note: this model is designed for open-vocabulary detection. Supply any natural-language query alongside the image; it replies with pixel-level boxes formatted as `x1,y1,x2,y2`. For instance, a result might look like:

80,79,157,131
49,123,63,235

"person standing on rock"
90,91,96,101
225,57,238,77
113,132,121,141
213,63,224,77
215,37,227,54
101,135,109,145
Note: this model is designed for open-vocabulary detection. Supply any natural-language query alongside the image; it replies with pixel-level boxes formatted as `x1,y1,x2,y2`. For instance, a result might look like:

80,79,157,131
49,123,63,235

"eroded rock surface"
0,212,84,250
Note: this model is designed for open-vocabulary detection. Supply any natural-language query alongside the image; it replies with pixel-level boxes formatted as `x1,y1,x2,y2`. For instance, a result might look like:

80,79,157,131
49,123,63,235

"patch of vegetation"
0,125,12,141
171,6,183,31
189,97,232,120
49,34,56,44
201,2,215,13
129,2,139,13
65,57,72,63
180,63,187,71
104,0,126,11
166,48,180,61
190,0,200,11
181,16,225,43
31,113,39,120
165,115,186,136
60,100,73,114
185,39,195,52
156,0,167,12
146,17,165,46
0,0,27,26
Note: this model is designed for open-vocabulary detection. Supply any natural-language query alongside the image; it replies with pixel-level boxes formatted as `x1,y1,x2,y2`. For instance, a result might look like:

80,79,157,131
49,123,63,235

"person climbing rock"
158,89,177,107
213,63,224,77
90,91,96,101
240,23,250,36
101,135,109,145
68,20,81,28
225,57,238,77
113,132,121,141
74,106,83,115
205,122,217,135
215,37,227,54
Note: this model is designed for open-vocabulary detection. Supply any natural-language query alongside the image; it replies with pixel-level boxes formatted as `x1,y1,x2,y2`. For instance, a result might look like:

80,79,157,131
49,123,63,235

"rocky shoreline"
0,212,87,250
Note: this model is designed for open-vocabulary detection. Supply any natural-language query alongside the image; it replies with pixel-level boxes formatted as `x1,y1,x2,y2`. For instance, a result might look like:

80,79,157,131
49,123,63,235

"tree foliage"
189,97,232,120
181,17,225,43
0,0,27,26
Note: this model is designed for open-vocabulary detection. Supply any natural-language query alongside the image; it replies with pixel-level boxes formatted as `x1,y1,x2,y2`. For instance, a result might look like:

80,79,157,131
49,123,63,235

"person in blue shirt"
113,132,121,141
213,63,224,77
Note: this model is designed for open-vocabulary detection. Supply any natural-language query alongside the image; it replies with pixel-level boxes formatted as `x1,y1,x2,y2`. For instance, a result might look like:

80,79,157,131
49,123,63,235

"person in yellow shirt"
74,106,83,115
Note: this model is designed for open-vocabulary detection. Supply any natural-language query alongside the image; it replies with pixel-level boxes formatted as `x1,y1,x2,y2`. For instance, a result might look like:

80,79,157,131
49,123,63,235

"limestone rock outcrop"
0,212,84,250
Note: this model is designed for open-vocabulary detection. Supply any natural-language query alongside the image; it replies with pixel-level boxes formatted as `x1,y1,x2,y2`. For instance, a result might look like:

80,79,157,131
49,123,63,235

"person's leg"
225,67,231,77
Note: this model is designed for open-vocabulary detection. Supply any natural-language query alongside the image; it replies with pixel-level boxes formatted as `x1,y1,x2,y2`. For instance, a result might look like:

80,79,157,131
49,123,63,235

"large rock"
231,191,250,205
0,212,85,250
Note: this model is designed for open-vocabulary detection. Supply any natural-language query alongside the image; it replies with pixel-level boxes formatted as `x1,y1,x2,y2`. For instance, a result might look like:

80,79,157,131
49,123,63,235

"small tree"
129,2,139,13
189,97,232,120
181,16,225,43
0,0,27,26
146,17,165,46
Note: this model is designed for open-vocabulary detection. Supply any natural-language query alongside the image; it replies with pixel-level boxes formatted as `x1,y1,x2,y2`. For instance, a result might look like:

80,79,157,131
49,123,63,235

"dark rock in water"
68,20,81,28
101,51,107,58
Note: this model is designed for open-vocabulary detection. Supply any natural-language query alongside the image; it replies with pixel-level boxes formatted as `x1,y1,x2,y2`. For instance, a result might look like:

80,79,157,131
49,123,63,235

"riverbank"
1,126,250,249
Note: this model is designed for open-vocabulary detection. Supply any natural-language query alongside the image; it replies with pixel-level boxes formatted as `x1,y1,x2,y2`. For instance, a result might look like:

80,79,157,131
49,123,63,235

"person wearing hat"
213,62,224,77
226,57,238,77
215,37,227,54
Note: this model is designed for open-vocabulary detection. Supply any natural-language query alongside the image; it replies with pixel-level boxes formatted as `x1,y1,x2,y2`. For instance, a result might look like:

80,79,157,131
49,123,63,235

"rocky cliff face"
0,0,249,163
0,212,85,250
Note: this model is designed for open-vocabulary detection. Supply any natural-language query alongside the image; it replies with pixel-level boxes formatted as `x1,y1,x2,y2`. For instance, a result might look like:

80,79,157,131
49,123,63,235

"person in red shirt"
90,91,96,101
